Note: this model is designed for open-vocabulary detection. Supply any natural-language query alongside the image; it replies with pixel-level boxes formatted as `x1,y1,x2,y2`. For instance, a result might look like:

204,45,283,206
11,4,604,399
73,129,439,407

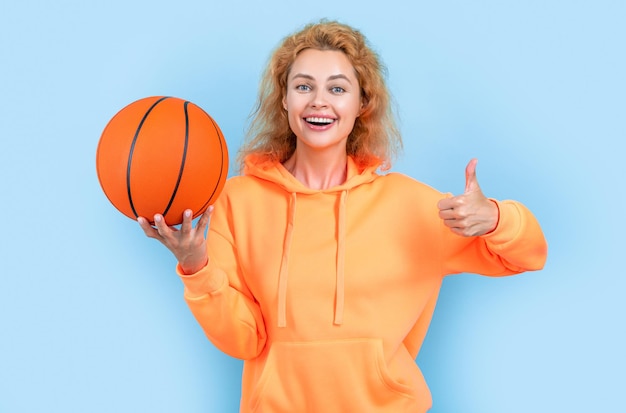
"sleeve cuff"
176,263,228,298
480,200,522,246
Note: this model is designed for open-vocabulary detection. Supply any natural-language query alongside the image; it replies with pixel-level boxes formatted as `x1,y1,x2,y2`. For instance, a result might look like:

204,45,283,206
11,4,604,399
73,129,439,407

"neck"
284,149,348,190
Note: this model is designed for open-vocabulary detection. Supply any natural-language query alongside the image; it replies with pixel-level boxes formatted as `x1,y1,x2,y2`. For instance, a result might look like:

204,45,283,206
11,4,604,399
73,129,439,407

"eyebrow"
291,73,353,84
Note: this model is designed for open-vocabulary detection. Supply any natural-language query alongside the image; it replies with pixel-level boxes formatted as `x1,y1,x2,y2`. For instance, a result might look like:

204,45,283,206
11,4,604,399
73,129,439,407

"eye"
330,86,345,94
296,84,311,92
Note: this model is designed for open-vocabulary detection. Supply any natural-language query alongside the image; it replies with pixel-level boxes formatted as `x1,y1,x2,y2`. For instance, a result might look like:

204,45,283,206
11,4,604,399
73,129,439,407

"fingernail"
154,215,162,223
185,210,192,218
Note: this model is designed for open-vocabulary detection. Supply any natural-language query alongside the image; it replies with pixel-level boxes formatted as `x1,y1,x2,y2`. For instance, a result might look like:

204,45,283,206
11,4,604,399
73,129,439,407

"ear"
358,97,368,116
282,96,288,111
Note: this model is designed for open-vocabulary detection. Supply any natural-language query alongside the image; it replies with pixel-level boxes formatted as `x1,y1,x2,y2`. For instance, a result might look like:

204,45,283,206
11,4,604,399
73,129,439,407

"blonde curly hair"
238,20,402,171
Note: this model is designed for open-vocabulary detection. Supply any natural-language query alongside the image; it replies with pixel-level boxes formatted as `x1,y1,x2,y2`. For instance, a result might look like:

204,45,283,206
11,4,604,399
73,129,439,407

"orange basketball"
96,96,228,225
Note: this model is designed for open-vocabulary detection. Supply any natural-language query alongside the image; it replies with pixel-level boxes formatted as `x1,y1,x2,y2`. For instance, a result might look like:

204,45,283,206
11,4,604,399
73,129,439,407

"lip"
303,115,336,130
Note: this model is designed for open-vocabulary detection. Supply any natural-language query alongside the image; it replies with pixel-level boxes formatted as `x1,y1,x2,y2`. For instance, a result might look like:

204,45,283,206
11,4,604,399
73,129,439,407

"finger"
138,216,161,239
438,208,458,220
153,214,171,237
464,158,479,194
196,206,214,232
448,226,467,237
179,209,194,234
442,217,464,230
437,197,456,211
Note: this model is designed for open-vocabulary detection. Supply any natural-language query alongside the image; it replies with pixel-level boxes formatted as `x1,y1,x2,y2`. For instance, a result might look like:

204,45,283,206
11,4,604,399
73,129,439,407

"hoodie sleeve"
441,199,548,276
177,195,267,360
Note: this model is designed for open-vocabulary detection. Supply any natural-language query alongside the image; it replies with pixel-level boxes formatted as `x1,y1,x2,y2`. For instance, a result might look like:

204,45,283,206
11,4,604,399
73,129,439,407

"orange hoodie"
178,155,547,413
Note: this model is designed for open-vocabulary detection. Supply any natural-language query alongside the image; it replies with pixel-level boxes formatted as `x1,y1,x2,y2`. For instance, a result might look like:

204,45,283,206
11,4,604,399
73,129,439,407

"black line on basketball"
196,115,226,215
161,101,190,217
127,96,170,218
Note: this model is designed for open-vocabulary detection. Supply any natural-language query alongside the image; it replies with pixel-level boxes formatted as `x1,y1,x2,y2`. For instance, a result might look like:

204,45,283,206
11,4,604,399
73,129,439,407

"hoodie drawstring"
276,190,348,328
334,190,347,325
277,192,296,328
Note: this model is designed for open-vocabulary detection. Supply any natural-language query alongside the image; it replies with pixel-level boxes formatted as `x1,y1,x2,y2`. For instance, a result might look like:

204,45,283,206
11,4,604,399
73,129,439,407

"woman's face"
283,48,363,155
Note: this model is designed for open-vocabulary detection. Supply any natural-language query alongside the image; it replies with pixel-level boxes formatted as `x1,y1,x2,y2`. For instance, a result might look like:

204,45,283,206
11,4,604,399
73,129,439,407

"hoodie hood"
243,154,380,194
243,154,380,327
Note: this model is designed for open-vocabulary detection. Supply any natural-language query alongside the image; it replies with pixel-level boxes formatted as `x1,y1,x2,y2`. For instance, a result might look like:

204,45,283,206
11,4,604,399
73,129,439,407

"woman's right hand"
137,207,213,275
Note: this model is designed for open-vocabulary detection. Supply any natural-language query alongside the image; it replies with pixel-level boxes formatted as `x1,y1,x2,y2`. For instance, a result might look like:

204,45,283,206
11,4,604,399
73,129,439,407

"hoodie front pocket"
249,339,424,413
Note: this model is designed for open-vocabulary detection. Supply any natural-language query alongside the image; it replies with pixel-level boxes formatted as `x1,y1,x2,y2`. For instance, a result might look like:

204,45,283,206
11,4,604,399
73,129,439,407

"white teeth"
306,117,334,124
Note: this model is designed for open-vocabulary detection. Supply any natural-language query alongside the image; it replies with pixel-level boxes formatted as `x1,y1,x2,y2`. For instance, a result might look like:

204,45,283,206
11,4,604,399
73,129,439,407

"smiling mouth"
305,117,335,126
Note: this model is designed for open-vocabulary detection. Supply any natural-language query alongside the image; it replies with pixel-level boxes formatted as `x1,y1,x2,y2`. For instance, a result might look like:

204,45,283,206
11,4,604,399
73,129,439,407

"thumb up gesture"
437,159,499,237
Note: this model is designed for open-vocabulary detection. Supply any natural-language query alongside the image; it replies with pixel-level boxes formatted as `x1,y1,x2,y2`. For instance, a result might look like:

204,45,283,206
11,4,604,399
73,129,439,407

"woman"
138,20,547,413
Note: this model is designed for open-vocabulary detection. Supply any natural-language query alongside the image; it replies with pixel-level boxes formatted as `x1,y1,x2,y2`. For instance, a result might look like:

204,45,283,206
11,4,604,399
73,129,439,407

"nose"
310,89,328,108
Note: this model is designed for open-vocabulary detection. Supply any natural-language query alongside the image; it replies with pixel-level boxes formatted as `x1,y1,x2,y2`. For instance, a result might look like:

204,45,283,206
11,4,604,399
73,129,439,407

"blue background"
1,0,624,411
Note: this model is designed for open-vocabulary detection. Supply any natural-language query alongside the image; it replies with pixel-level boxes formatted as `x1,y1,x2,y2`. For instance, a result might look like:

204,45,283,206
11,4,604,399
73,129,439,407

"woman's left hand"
138,207,212,274
437,159,499,237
